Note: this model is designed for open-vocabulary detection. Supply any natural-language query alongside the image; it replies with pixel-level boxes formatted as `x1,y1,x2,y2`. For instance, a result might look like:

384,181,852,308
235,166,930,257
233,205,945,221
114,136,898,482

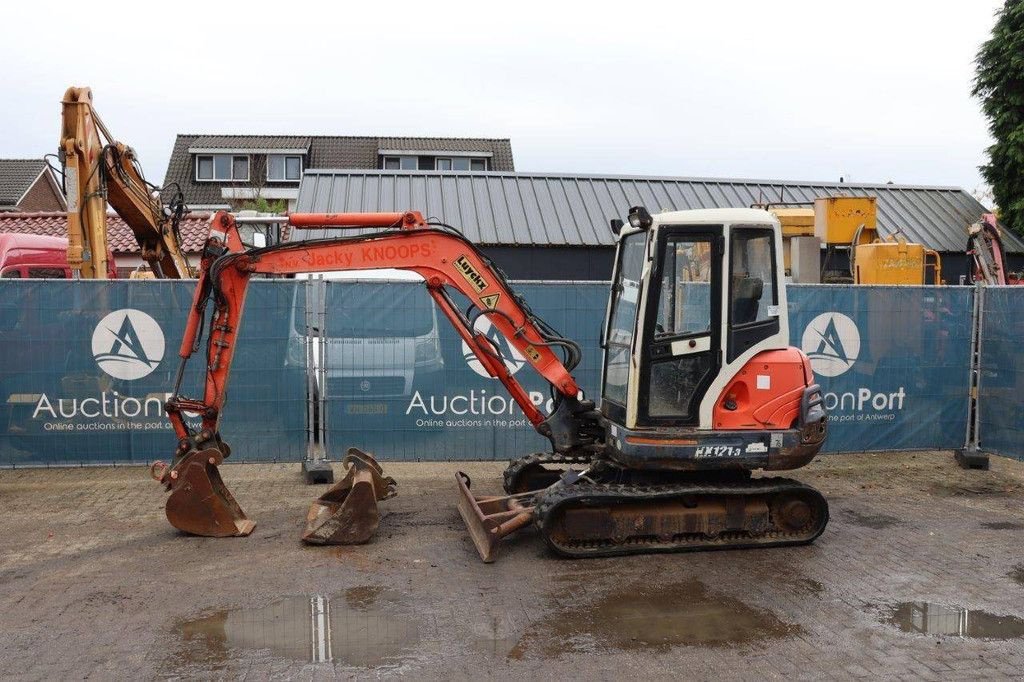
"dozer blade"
301,448,396,545
455,471,535,563
157,448,255,538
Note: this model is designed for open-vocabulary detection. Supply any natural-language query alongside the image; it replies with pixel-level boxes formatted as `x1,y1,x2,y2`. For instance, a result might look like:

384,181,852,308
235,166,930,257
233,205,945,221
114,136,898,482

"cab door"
637,228,722,427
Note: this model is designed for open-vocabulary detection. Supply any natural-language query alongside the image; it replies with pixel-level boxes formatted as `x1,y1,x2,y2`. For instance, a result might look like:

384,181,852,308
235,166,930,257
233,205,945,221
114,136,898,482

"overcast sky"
1,1,1005,194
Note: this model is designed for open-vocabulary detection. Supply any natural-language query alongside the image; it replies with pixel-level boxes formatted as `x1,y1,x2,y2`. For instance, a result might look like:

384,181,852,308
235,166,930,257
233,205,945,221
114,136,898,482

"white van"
289,269,443,400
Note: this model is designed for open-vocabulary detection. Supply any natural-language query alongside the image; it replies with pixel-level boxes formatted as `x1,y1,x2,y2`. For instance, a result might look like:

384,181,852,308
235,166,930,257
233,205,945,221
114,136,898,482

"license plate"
347,402,388,415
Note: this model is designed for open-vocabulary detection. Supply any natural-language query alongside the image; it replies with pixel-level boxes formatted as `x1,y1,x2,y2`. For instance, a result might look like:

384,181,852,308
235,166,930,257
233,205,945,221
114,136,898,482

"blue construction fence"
0,279,1013,466
977,287,1024,461
0,280,305,466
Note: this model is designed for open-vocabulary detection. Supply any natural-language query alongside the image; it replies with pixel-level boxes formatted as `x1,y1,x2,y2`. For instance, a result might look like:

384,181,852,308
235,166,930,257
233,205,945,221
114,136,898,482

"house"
0,211,211,278
0,160,66,213
162,135,515,212
293,169,1013,282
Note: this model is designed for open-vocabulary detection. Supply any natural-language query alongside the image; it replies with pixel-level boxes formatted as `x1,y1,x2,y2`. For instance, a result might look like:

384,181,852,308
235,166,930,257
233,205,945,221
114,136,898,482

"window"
268,154,303,181
655,239,713,339
727,227,780,362
602,233,646,408
730,229,776,326
26,268,66,279
645,234,716,422
197,156,213,180
196,154,250,181
435,157,487,171
383,156,418,170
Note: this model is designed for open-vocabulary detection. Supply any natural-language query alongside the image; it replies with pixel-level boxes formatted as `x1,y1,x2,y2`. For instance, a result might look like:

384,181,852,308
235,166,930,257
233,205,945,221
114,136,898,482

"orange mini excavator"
153,207,829,561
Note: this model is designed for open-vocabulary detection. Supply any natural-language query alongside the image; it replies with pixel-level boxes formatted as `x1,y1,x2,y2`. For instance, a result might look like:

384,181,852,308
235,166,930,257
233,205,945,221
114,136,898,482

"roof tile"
0,211,211,253
0,159,48,206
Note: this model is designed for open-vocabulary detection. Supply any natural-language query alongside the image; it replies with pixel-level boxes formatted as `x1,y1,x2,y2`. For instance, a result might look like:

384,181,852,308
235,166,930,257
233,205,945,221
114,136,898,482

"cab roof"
653,208,777,225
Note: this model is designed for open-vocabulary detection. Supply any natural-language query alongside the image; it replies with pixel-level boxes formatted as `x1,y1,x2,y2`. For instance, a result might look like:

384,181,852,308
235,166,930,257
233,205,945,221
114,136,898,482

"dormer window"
196,154,249,181
268,154,303,182
383,155,418,170
436,157,487,171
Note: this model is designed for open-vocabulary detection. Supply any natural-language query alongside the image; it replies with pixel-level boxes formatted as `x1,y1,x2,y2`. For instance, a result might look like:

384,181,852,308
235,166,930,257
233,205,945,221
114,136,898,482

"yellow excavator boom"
59,87,193,279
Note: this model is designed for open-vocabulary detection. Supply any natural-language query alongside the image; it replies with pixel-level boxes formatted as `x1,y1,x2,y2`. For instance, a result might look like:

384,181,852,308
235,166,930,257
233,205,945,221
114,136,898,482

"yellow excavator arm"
59,87,193,279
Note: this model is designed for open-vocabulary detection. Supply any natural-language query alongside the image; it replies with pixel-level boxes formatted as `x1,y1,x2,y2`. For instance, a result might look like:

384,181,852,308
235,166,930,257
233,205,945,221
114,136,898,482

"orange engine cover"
712,349,813,430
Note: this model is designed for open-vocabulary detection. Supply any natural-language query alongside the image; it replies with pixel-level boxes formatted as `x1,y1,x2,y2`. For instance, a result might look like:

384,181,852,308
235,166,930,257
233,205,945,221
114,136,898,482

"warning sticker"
454,255,488,293
524,345,542,362
479,293,500,309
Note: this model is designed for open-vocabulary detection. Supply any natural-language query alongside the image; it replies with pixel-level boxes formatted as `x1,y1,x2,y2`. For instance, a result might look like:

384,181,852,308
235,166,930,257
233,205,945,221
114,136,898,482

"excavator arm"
967,213,1010,285
154,210,602,537
60,87,193,279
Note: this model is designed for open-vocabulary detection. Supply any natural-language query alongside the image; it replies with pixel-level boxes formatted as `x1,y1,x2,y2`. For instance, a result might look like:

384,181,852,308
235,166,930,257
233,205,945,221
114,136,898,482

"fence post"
956,283,989,470
302,275,334,484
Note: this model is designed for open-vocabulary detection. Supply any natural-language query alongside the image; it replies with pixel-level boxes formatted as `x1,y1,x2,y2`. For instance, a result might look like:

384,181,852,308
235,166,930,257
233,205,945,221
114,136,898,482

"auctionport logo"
462,316,526,379
91,309,165,380
801,312,860,378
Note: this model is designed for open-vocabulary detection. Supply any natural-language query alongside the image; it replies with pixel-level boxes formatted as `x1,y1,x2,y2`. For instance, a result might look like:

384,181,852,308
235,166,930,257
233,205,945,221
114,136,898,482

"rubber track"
535,477,829,559
502,452,595,495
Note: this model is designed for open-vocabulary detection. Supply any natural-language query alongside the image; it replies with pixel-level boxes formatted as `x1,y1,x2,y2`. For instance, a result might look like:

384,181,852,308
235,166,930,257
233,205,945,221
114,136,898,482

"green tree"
974,1,1024,233
242,196,287,214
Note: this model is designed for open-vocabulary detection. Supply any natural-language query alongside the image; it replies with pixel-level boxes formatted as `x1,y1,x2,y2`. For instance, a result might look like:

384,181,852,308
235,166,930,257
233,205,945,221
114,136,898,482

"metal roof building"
294,170,1013,281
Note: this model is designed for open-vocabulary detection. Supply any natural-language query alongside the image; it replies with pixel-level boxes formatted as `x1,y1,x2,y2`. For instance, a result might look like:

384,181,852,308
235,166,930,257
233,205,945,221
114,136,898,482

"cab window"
727,227,779,362
730,229,776,326
655,239,712,339
602,232,646,408
26,268,67,279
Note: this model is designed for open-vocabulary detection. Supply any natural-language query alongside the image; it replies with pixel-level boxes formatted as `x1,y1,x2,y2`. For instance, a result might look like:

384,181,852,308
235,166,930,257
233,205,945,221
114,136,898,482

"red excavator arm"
154,210,602,537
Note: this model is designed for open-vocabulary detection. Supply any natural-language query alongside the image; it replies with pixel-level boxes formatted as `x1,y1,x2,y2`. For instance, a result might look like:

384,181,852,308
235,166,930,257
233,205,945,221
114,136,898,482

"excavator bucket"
455,472,535,563
301,448,397,545
153,448,255,538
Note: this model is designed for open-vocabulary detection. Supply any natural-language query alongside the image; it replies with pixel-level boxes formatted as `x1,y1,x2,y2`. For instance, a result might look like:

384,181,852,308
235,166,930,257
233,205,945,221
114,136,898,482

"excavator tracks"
502,452,595,494
534,477,828,559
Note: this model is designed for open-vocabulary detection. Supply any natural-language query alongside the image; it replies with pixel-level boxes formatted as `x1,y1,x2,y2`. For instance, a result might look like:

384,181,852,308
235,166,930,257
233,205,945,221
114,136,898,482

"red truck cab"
0,233,117,279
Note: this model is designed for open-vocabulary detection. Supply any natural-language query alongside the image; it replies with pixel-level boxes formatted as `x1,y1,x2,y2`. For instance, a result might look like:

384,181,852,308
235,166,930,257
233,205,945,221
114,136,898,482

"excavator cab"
598,207,826,472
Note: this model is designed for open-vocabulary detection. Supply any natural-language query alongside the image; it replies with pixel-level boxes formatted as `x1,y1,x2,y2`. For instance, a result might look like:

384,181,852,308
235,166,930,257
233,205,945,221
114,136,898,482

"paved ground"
2,451,1024,680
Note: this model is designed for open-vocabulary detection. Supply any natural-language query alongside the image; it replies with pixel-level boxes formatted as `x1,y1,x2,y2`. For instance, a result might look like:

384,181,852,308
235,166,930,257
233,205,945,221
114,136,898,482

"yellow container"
854,237,942,285
771,208,815,237
814,196,877,245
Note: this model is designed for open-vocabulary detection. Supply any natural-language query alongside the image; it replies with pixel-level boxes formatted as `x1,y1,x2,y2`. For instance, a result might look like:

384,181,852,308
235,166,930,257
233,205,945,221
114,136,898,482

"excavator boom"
60,87,193,279
967,213,1012,285
155,210,602,537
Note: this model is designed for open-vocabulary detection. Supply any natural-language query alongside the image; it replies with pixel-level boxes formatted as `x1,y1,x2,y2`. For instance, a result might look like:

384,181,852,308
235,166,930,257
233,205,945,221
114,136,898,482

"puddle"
514,579,800,658
171,587,419,670
467,615,525,659
982,521,1024,530
884,602,1024,639
842,509,901,529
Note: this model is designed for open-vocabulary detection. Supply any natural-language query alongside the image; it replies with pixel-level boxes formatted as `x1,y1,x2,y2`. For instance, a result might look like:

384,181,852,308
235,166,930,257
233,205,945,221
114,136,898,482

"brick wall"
17,174,64,212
